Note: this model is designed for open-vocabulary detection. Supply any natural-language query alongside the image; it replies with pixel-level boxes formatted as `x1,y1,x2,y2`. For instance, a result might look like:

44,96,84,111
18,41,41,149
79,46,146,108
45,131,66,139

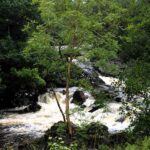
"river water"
0,75,132,148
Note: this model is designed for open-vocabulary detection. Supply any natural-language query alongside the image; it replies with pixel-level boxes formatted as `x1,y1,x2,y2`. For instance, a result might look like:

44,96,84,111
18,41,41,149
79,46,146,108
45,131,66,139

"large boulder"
72,90,88,105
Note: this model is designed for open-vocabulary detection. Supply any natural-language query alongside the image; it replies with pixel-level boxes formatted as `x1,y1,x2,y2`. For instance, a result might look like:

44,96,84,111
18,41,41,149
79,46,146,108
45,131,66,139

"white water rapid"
0,59,133,147
0,80,131,148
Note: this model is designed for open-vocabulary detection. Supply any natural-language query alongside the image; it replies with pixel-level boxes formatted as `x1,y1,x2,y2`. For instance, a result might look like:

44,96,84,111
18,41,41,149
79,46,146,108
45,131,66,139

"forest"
0,0,150,149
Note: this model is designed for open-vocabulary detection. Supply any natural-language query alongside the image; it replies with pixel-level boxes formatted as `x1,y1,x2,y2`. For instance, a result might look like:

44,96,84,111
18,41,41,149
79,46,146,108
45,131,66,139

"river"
0,74,132,148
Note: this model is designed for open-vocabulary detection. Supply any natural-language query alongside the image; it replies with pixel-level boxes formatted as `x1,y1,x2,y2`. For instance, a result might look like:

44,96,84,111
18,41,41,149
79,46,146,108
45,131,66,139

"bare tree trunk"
51,86,66,123
65,57,73,136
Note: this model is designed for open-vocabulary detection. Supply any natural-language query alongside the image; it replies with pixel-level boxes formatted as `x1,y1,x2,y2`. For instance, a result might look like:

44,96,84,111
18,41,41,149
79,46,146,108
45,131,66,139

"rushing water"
0,60,132,147
0,75,132,148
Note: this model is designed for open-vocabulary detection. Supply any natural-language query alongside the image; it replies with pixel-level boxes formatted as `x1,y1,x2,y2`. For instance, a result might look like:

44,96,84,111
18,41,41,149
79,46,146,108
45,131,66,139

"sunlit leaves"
24,28,52,54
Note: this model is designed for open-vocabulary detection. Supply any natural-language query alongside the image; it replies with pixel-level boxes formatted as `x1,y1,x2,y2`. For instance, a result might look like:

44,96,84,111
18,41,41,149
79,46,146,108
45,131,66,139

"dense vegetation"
0,0,149,149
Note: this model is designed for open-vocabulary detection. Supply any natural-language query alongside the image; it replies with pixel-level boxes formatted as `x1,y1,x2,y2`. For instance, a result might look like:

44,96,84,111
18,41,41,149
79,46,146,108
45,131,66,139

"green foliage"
119,0,150,62
98,136,150,150
78,78,93,91
83,0,124,74
1,136,150,150
48,137,77,150
24,28,63,75
46,121,109,149
117,1,150,141
0,0,39,40
45,121,150,150
123,136,150,150
0,1,149,149
119,61,150,124
98,144,110,150
118,61,150,141
75,122,109,149
12,68,46,87
132,113,150,137
0,0,42,108
122,61,150,95
28,0,123,75
49,121,67,139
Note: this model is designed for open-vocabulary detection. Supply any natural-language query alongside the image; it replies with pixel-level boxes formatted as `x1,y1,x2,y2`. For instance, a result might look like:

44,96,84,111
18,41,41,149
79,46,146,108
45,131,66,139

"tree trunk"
65,57,73,136
51,86,66,123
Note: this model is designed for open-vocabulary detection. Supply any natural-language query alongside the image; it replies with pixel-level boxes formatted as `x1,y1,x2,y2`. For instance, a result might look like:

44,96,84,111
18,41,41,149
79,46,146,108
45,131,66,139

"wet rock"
84,71,105,87
116,116,126,123
80,104,86,109
20,103,41,113
89,105,100,112
126,106,131,111
72,90,88,105
94,66,115,77
115,97,122,102
62,90,66,95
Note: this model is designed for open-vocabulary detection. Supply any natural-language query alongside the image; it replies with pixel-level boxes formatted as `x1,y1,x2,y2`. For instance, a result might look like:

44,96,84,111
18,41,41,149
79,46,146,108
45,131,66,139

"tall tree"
26,0,124,135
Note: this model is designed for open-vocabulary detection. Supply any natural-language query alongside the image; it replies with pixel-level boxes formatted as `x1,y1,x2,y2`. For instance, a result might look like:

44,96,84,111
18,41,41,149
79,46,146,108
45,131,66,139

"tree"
119,0,150,62
83,0,124,75
25,0,124,136
27,0,92,136
118,0,150,136
0,0,41,108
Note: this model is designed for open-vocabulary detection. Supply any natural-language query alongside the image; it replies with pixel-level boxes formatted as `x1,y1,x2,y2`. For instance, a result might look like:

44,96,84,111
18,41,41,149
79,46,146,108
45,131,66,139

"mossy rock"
45,121,77,145
45,121,109,149
76,122,109,148
45,121,67,139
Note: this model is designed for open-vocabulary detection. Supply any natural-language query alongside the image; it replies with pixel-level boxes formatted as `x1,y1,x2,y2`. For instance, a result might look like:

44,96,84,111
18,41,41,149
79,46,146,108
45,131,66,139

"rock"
45,121,67,139
20,103,41,113
80,104,86,109
45,121,76,145
115,97,122,102
62,90,66,95
45,121,109,149
116,116,126,123
72,90,88,105
83,71,105,87
126,106,131,111
94,66,114,77
89,105,100,112
80,122,110,147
